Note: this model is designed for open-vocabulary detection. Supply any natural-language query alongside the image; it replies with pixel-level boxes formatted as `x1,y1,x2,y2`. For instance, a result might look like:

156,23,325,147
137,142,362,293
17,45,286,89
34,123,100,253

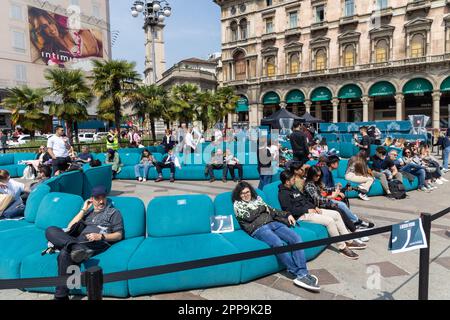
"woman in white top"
184,128,197,153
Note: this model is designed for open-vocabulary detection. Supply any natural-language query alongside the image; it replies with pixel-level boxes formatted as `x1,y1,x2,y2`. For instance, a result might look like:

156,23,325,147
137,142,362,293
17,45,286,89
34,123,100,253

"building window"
92,3,101,18
239,19,248,40
410,33,425,58
266,56,276,76
230,21,238,41
376,0,388,10
289,53,300,74
234,51,246,80
12,30,25,53
289,11,298,29
375,39,389,62
266,0,273,6
315,49,327,70
315,5,325,23
265,18,274,33
15,65,27,83
10,4,22,20
343,45,356,67
344,0,355,17
0,115,6,126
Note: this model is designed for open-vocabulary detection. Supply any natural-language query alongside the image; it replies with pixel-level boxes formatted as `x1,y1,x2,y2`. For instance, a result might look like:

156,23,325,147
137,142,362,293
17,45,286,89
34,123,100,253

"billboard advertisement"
28,6,104,69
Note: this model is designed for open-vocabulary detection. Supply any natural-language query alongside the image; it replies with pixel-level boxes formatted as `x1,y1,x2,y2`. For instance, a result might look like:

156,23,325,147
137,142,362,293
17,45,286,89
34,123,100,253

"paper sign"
389,219,428,254
210,216,235,234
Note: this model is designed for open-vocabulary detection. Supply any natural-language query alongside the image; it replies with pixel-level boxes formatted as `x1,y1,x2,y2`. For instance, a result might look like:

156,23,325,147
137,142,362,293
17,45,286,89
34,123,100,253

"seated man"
45,186,123,300
76,146,94,164
0,169,25,219
205,149,227,183
370,147,404,198
155,148,180,183
225,149,243,182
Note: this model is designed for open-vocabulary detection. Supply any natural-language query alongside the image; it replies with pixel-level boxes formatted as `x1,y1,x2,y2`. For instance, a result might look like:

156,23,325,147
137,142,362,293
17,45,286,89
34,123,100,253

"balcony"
371,7,393,19
339,15,359,27
406,0,431,14
311,21,328,32
261,32,277,42
284,27,301,37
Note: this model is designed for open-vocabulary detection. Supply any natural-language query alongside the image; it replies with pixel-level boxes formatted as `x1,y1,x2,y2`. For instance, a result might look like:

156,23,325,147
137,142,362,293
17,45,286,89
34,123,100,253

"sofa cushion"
24,184,51,223
262,181,282,210
14,153,36,164
0,154,14,166
147,195,213,237
34,193,84,230
0,165,18,177
55,171,84,196
82,165,113,199
109,197,145,239
120,153,141,166
0,220,32,233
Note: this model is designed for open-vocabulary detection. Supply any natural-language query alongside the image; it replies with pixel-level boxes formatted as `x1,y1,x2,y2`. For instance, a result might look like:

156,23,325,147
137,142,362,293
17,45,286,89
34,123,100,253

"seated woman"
278,170,366,260
22,146,51,179
419,144,447,185
134,149,155,182
0,169,26,219
105,149,122,180
345,152,374,201
290,162,310,192
398,148,432,192
233,181,320,291
225,149,243,182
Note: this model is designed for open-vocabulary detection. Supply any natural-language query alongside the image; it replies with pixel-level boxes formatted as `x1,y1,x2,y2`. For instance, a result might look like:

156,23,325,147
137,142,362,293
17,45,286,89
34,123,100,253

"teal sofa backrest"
147,194,214,237
83,165,113,199
337,159,349,178
109,197,145,239
24,184,51,223
0,154,14,166
14,153,36,164
120,153,141,166
55,170,84,196
35,193,84,230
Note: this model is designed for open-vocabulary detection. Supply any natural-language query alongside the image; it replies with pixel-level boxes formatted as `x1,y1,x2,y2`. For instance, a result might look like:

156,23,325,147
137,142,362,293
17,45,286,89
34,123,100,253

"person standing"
47,126,71,175
354,126,371,159
106,128,119,151
289,121,310,166
161,129,176,153
440,130,450,173
257,136,275,190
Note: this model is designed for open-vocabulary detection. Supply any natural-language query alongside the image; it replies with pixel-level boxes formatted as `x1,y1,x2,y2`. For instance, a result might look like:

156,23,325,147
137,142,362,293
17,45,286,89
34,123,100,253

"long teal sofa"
0,153,36,177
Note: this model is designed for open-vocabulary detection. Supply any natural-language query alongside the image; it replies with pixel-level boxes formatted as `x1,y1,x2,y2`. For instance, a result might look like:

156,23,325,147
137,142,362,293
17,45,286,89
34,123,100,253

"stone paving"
1,172,449,300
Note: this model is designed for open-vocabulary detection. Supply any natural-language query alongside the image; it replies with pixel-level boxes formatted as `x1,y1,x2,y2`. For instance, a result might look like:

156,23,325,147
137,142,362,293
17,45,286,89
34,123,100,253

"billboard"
28,6,103,69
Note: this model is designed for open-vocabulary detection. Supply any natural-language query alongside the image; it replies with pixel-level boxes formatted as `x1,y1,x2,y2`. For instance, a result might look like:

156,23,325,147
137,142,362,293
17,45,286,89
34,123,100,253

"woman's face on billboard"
37,15,59,38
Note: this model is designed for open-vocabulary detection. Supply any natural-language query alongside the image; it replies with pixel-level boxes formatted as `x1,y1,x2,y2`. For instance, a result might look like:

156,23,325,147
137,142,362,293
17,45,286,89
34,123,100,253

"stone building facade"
214,0,450,128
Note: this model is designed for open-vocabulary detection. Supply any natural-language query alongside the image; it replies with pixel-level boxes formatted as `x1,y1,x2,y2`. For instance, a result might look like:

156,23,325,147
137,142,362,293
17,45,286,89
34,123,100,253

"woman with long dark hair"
345,151,374,201
232,182,320,292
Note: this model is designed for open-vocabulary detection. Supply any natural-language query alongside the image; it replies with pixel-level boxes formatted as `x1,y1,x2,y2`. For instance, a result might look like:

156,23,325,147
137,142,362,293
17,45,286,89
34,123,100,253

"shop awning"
263,92,281,105
441,77,450,92
311,87,332,102
236,96,249,113
338,84,362,99
403,78,433,95
369,81,396,97
286,90,305,104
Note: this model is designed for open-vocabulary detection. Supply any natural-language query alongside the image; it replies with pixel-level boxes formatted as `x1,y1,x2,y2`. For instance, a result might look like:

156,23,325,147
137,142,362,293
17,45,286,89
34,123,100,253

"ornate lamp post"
131,1,172,84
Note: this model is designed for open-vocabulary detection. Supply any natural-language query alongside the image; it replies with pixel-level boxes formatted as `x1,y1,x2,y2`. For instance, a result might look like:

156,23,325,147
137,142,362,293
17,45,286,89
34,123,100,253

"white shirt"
0,179,25,201
184,132,197,150
47,135,69,158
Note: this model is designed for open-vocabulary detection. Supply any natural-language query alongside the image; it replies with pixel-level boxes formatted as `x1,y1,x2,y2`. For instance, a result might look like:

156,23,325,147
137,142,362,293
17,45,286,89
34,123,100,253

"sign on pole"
389,219,428,254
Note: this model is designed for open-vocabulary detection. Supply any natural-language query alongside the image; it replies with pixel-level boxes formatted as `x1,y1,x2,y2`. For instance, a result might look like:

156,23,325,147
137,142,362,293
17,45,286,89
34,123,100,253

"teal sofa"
0,153,36,177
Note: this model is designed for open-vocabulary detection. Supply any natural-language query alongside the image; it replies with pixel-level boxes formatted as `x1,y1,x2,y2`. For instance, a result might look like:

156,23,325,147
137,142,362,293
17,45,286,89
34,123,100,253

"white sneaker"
138,177,143,182
436,179,444,185
440,177,449,182
358,193,370,201
143,178,147,182
357,237,370,243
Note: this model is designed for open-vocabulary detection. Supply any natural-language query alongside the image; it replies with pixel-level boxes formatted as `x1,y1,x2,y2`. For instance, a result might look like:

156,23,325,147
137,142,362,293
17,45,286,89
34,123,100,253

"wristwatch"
101,234,106,241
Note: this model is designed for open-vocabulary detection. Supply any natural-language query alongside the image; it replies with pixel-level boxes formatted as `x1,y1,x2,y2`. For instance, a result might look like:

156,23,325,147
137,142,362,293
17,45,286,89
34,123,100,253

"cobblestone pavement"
1,172,449,300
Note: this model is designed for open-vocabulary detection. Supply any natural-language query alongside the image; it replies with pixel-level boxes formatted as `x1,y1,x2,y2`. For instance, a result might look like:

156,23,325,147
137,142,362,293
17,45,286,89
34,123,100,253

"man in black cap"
45,185,124,300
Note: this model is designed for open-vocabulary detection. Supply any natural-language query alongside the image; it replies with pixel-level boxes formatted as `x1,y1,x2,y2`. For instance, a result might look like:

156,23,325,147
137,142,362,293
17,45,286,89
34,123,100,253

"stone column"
340,102,348,122
395,93,404,121
249,104,259,127
369,98,375,121
362,96,370,122
304,100,312,114
332,98,340,123
315,102,322,120
280,101,287,109
432,91,442,129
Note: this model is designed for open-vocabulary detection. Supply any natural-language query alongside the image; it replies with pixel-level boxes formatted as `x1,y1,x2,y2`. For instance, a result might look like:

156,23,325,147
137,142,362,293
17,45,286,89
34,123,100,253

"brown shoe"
340,247,359,260
346,241,367,250
155,177,164,183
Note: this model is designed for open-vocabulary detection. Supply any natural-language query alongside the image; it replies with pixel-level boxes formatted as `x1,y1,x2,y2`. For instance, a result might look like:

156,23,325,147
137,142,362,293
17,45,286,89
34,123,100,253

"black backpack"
388,180,407,199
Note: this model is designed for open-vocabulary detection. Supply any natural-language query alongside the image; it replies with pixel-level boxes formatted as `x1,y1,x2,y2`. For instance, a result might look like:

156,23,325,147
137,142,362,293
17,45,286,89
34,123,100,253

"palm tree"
170,84,199,125
90,60,141,136
126,84,167,141
214,87,239,125
45,68,93,143
0,86,48,138
195,90,216,132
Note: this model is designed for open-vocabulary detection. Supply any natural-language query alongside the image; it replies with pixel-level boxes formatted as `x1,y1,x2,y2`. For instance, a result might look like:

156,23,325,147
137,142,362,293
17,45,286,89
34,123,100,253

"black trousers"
45,227,109,298
155,162,176,175
292,153,308,167
52,157,71,175
227,164,243,180
207,164,227,179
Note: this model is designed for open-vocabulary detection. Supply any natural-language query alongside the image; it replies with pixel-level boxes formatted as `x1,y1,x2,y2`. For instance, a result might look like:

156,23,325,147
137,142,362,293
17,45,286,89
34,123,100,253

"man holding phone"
45,186,124,300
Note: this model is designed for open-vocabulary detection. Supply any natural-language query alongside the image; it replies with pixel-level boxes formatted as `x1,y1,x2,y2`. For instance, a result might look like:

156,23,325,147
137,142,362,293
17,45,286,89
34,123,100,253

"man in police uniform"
106,128,119,151
45,186,124,300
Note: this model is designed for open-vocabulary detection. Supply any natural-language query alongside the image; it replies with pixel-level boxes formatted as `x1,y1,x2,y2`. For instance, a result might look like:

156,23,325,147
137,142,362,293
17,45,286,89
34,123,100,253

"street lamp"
131,0,172,84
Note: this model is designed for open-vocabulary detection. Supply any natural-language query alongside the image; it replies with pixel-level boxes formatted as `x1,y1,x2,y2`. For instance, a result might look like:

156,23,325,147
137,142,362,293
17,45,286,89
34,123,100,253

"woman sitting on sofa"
134,149,155,182
345,151,374,201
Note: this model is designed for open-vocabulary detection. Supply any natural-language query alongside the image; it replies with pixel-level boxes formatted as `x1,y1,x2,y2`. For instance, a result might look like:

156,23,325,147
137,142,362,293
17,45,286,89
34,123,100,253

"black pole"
85,266,104,300
418,213,432,301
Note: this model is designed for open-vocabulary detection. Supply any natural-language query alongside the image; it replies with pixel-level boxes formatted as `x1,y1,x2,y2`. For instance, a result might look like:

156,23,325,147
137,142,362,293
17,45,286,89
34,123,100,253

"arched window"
375,39,389,63
233,51,246,80
315,49,327,70
343,45,356,67
230,21,238,41
239,19,248,40
266,56,276,76
411,33,425,58
289,53,300,74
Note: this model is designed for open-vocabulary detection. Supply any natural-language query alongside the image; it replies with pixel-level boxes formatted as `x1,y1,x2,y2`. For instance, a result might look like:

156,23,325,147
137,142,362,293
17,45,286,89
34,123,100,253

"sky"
109,0,222,75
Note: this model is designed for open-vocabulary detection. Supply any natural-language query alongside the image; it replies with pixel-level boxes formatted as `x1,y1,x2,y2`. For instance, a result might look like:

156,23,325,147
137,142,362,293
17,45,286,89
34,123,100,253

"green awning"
263,92,280,105
338,84,362,99
403,78,433,95
286,90,305,104
311,87,332,102
441,77,450,92
369,81,396,97
236,96,249,113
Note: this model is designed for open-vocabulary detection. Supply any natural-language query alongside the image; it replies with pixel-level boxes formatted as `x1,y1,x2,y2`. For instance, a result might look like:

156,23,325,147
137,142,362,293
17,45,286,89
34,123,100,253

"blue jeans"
2,198,25,219
331,199,359,223
258,175,273,190
134,163,152,178
252,222,308,278
443,147,450,170
401,163,426,188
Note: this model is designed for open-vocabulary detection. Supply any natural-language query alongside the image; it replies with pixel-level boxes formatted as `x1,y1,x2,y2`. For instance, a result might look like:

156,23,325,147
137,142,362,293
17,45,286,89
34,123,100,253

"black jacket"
161,135,176,150
278,184,315,220
289,131,309,159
